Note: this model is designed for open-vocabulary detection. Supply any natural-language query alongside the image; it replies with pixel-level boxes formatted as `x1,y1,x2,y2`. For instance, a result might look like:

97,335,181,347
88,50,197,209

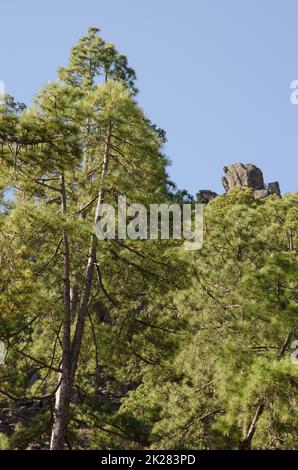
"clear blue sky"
1,0,298,194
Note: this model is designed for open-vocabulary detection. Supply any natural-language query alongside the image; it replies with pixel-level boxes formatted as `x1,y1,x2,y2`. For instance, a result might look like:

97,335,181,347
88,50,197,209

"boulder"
268,181,281,196
222,163,265,191
196,190,218,204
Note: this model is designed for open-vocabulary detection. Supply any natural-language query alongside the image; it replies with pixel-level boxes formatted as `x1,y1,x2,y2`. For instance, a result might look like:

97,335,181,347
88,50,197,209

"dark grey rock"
268,181,281,196
196,190,218,204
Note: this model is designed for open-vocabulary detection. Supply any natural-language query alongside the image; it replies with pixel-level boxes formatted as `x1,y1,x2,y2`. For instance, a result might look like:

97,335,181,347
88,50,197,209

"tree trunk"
50,124,112,450
240,400,264,450
50,173,72,449
239,329,293,450
69,122,111,385
50,373,71,449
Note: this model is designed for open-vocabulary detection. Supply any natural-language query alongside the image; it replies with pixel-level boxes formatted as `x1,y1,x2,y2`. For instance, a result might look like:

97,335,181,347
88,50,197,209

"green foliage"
116,191,298,450
0,27,297,450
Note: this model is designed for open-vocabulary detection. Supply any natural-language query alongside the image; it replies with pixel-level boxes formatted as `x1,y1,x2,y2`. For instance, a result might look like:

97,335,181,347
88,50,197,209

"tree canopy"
0,28,297,450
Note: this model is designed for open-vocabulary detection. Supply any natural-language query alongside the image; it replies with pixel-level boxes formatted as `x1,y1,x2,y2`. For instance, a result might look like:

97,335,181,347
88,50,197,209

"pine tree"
117,189,298,450
0,28,186,449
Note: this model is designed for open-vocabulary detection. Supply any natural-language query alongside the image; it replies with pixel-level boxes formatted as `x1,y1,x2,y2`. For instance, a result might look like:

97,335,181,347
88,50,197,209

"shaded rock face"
196,190,218,204
268,181,281,196
222,163,265,191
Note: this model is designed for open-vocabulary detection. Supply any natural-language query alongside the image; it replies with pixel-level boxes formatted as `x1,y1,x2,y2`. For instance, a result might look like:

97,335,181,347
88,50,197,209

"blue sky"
1,0,298,194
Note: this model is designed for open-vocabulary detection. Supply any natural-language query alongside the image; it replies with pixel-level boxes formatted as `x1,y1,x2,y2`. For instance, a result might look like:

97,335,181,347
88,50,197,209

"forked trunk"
50,124,112,450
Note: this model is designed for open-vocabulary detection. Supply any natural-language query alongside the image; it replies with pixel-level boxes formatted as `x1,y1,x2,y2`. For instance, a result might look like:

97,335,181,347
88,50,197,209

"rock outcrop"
221,163,281,199
222,163,265,191
196,163,281,203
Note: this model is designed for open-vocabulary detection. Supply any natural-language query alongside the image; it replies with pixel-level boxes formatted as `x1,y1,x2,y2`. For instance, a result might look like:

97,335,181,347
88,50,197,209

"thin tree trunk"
277,330,293,359
241,400,265,450
70,122,111,384
240,331,292,450
50,173,72,450
50,123,112,450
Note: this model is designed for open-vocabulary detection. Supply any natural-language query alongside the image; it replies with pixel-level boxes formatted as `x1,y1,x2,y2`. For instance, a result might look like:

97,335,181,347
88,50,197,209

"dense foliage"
0,29,297,450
